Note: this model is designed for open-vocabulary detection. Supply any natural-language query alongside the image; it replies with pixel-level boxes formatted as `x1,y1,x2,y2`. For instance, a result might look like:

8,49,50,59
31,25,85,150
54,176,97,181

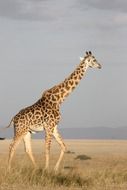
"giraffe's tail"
0,118,14,139
0,118,14,131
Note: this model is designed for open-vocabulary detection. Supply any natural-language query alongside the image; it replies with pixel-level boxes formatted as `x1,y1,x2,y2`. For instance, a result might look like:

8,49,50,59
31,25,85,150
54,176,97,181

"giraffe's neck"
47,60,88,104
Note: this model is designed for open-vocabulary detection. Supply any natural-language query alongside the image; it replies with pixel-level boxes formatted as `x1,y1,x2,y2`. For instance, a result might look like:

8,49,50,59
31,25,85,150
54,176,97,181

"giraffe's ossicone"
3,51,101,171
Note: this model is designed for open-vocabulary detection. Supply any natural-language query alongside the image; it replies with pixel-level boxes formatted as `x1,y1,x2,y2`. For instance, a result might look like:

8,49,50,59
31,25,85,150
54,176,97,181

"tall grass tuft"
1,166,92,188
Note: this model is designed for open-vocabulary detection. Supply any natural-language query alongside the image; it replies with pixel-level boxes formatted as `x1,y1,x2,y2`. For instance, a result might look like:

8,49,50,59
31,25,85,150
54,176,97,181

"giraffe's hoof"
32,164,37,171
43,166,49,173
7,166,11,172
33,163,37,168
54,166,59,174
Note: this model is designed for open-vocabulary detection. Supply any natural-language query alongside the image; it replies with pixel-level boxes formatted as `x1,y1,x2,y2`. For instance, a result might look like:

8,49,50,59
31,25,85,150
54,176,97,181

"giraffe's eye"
93,59,96,62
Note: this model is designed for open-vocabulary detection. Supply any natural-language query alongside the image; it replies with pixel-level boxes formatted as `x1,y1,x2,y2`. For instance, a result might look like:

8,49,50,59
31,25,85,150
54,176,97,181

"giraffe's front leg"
44,129,53,171
53,125,66,172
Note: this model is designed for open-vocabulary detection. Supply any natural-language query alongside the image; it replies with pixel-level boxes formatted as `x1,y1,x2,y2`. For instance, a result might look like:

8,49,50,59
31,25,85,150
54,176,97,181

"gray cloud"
80,0,127,12
0,0,76,21
77,0,127,27
0,1,20,18
1,0,127,30
0,0,54,21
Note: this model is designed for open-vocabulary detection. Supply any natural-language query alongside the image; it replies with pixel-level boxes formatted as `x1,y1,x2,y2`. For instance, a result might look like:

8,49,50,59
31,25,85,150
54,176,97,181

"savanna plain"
0,139,127,190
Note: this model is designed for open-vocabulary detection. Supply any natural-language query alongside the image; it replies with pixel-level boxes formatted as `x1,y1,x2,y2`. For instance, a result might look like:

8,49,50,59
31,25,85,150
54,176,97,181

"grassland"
0,139,127,190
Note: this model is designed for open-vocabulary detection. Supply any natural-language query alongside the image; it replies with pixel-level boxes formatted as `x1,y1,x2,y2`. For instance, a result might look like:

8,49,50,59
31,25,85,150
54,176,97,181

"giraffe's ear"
86,51,89,55
80,57,84,61
89,51,92,55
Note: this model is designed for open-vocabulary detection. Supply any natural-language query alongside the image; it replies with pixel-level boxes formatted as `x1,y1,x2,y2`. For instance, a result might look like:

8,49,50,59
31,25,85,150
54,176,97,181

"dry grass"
0,140,127,190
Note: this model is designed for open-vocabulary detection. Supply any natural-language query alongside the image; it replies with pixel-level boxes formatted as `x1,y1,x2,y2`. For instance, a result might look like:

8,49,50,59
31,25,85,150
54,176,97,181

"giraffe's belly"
29,123,46,134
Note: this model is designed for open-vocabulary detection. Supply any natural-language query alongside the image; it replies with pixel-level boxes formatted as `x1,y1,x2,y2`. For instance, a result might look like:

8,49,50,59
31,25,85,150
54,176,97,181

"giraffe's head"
80,51,101,69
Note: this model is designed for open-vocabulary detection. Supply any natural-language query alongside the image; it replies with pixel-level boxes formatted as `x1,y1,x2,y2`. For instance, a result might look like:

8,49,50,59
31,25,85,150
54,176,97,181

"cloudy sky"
0,0,127,132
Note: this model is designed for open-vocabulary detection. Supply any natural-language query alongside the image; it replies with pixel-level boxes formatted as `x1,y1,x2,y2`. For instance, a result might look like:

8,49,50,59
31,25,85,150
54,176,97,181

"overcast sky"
0,0,127,130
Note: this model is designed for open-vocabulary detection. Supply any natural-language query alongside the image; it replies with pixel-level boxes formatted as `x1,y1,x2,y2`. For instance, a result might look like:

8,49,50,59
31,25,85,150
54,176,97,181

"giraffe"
4,51,101,171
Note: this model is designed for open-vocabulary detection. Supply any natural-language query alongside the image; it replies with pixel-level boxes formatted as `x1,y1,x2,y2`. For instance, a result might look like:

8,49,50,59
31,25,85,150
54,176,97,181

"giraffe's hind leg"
8,135,23,171
53,125,66,172
44,129,53,171
23,132,36,167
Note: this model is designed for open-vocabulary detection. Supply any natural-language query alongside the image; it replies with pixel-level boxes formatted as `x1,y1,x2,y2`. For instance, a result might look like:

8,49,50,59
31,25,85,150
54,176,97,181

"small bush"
75,154,91,160
65,150,75,154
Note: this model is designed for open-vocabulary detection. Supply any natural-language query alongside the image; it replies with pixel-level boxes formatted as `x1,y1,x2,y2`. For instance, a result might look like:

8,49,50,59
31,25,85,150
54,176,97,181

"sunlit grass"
1,140,127,190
